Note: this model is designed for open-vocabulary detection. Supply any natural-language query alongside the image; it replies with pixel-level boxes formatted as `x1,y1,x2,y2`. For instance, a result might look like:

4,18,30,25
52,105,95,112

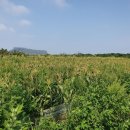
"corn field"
0,55,130,129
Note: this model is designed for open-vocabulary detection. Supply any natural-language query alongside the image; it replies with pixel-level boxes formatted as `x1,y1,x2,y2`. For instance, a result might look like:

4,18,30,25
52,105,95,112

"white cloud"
0,23,15,32
9,27,15,32
0,23,7,31
0,0,30,15
19,19,31,27
43,0,68,7
54,0,68,7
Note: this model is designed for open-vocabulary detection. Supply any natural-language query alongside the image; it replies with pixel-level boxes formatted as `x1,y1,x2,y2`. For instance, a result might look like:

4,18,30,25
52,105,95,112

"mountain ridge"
10,47,48,55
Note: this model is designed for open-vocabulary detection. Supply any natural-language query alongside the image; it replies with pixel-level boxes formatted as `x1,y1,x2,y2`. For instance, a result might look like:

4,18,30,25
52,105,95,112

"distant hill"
10,47,48,55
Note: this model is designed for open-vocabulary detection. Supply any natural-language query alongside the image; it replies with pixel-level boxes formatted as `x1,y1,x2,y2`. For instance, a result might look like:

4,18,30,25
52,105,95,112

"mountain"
10,47,48,55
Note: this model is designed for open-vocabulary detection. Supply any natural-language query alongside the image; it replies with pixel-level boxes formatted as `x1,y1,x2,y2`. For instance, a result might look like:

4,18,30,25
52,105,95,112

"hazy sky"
0,0,130,54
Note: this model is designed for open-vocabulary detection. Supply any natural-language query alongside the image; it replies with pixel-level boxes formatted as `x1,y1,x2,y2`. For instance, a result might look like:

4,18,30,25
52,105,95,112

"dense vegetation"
0,55,130,129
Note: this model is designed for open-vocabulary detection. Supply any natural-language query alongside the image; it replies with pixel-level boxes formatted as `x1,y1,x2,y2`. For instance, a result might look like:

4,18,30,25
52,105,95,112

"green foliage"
67,81,130,130
34,117,65,130
0,56,130,129
1,95,32,130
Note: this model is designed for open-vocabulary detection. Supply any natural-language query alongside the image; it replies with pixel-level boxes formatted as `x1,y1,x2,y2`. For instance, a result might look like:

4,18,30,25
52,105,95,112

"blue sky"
0,0,130,54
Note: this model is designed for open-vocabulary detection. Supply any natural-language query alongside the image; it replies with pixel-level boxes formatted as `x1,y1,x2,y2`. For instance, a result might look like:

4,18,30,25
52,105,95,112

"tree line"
0,48,26,56
74,53,130,58
0,48,130,58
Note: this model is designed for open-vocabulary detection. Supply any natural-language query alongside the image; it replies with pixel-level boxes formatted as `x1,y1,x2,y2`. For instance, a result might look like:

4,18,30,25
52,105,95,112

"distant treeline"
0,48,27,56
0,48,130,58
57,53,130,58
73,53,130,58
